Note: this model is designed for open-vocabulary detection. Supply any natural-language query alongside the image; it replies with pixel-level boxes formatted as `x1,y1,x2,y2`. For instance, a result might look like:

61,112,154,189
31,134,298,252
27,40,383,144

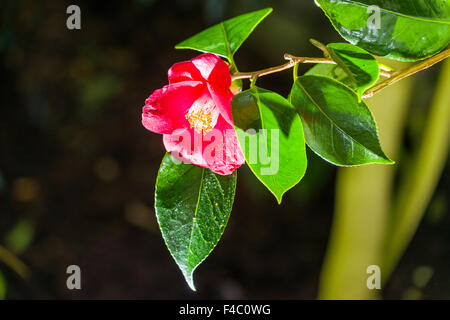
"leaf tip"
275,193,284,205
257,7,273,16
174,43,188,50
184,272,197,292
377,152,395,165
372,156,395,165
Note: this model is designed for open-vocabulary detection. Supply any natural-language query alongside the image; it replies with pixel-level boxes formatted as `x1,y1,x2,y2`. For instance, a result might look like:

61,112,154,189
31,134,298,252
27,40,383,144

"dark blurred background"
0,0,448,299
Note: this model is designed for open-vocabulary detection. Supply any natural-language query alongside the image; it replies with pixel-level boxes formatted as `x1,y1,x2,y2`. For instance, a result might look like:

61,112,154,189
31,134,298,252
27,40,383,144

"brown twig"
230,48,450,95
231,56,335,81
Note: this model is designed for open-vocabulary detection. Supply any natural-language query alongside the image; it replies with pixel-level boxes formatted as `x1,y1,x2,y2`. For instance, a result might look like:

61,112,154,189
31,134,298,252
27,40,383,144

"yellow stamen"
185,94,217,135
185,108,214,135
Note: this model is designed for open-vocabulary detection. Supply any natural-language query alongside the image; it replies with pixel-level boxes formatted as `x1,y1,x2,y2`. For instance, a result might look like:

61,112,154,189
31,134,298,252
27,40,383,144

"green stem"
250,76,258,88
309,38,329,56
293,62,299,81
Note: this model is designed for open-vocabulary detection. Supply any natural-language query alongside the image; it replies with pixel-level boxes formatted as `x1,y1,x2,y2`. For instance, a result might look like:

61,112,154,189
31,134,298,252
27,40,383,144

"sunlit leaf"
306,63,351,85
290,75,393,166
316,0,450,61
231,87,307,203
327,43,380,98
154,154,237,290
175,8,272,61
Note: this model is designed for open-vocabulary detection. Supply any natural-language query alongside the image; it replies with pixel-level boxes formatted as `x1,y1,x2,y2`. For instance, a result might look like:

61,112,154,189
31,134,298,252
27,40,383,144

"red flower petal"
163,128,207,169
207,83,234,126
163,117,244,175
142,53,243,175
168,60,203,84
209,116,245,174
142,81,203,134
191,53,231,89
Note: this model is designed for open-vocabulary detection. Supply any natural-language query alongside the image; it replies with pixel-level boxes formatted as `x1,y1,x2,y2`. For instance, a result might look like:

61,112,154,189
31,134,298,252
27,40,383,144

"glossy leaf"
306,63,351,86
326,43,380,98
175,8,272,61
154,153,237,291
290,75,393,166
231,87,307,203
316,0,450,61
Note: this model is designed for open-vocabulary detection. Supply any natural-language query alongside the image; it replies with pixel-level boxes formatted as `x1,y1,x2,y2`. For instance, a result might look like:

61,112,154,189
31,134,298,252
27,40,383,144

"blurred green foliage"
5,220,35,255
0,270,6,299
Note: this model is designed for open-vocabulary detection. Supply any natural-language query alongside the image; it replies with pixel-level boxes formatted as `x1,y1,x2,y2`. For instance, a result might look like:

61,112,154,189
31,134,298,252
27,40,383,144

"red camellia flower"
142,53,245,175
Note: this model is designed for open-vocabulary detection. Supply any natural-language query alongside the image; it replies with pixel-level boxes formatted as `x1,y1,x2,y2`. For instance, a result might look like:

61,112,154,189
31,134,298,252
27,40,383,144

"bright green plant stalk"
318,61,414,299
383,59,450,282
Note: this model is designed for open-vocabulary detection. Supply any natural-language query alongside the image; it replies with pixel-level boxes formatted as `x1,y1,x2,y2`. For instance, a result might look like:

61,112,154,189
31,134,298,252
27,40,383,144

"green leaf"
316,0,450,61
290,75,393,166
154,153,237,291
306,63,351,86
175,8,272,61
231,87,307,203
326,43,380,99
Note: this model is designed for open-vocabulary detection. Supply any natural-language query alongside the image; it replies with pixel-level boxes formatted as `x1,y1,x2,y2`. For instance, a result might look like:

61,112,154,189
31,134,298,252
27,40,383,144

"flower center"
185,94,217,135
186,109,214,134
